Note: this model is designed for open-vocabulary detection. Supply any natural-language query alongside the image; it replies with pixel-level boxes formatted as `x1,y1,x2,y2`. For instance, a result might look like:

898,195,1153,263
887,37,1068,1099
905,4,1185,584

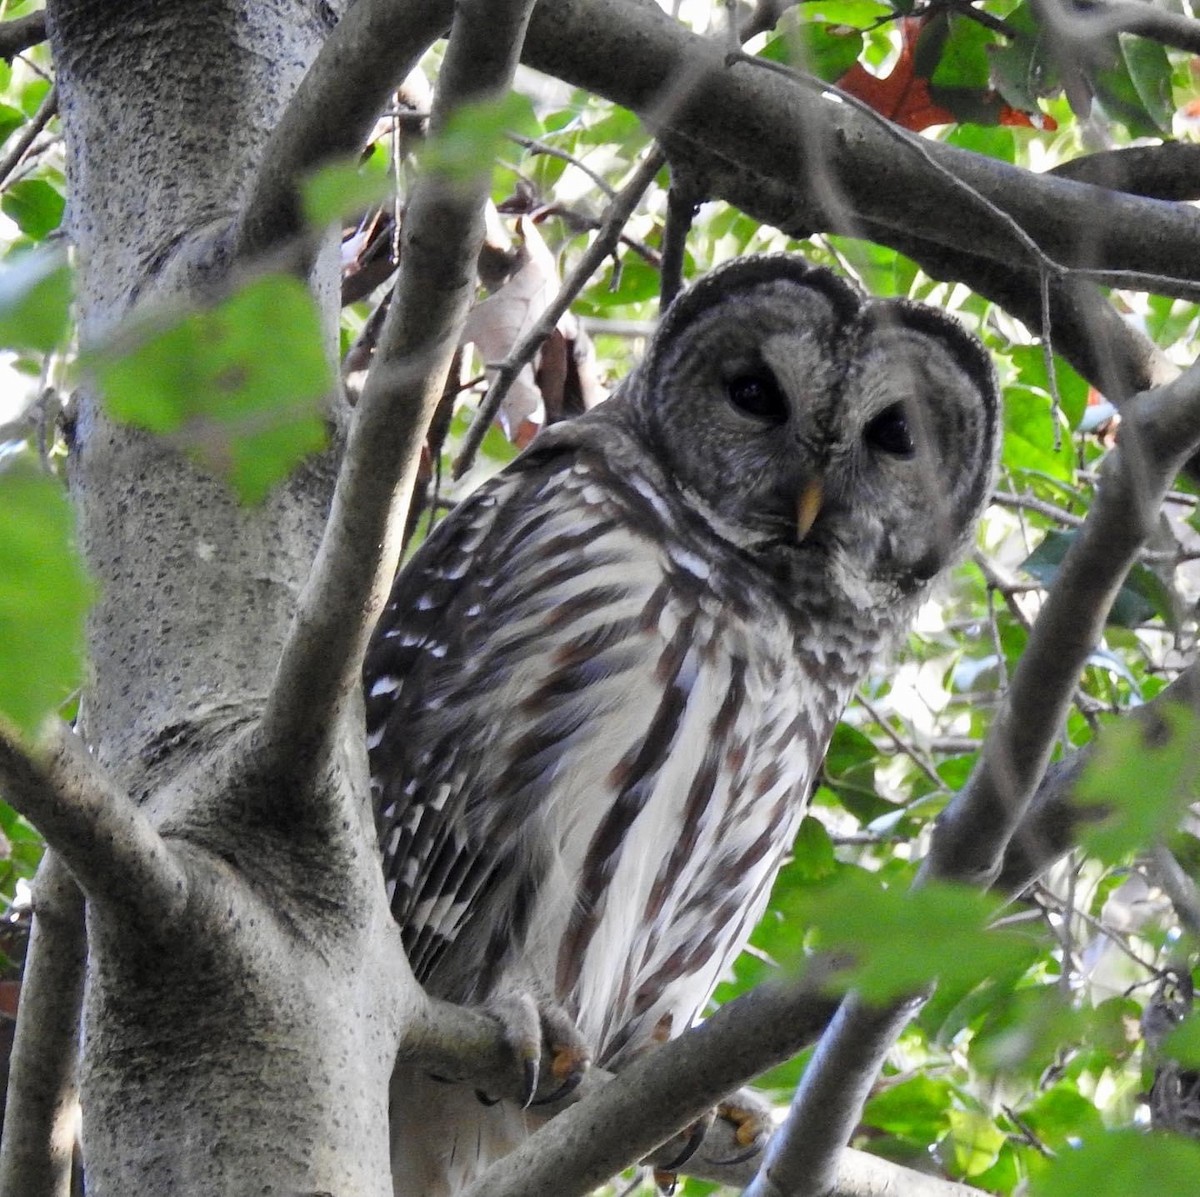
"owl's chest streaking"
365,434,879,1063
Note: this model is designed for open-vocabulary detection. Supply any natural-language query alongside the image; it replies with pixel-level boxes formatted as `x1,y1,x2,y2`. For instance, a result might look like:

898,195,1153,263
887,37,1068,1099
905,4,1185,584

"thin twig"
451,145,665,479
0,84,55,190
856,692,945,792
509,133,617,198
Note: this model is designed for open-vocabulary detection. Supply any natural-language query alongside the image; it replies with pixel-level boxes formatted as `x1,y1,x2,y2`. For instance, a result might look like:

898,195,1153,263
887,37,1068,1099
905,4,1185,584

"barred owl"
365,255,999,1195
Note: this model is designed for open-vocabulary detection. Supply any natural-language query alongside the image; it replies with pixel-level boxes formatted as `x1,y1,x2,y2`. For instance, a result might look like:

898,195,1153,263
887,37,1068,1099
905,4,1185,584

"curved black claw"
655,1116,709,1172
479,990,592,1108
528,1063,586,1107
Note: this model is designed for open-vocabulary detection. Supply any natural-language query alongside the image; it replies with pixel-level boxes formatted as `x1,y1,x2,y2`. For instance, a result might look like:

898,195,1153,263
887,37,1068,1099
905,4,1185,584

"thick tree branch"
235,0,453,262
0,723,186,925
259,0,536,759
461,972,842,1197
521,0,1200,293
927,360,1200,885
1063,0,1200,56
995,661,1200,896
0,855,84,1197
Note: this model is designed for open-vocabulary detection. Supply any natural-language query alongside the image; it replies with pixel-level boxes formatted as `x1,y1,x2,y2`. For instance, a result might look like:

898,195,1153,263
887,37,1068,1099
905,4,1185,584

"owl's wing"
364,424,668,997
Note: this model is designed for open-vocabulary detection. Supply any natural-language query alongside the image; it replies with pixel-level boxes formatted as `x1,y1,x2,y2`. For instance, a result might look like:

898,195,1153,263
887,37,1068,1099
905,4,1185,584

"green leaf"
761,17,863,82
0,103,26,145
863,1075,953,1143
1030,1129,1200,1196
1164,1013,1200,1067
1,178,64,240
989,4,1059,111
421,92,538,184
301,157,392,228
92,275,332,504
790,815,838,882
0,458,91,737
0,251,70,353
929,15,993,90
1003,388,1074,481
1120,35,1174,134
943,124,1016,163
782,872,1042,1002
1076,705,1200,863
945,1107,1006,1178
1010,345,1089,430
1020,529,1171,629
1092,36,1172,137
1022,1085,1105,1150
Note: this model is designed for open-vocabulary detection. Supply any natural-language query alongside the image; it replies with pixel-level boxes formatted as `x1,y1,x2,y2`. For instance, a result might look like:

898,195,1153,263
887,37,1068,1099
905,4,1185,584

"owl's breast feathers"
365,411,881,1062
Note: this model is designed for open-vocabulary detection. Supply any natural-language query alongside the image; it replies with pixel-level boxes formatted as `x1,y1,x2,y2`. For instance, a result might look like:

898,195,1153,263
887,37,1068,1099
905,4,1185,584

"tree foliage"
2,0,1200,1193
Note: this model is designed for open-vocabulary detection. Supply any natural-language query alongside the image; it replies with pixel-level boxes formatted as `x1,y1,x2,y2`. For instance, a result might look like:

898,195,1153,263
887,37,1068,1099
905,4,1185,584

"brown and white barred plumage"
366,256,999,1195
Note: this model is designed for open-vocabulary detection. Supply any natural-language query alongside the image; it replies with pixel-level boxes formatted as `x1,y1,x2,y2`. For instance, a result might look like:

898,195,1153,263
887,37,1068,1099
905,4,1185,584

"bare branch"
0,855,84,1197
451,146,666,480
1050,145,1200,203
928,360,1200,886
260,0,537,757
1154,844,1200,942
0,11,46,63
744,994,921,1197
521,0,1200,292
0,85,55,190
235,0,453,262
0,722,186,924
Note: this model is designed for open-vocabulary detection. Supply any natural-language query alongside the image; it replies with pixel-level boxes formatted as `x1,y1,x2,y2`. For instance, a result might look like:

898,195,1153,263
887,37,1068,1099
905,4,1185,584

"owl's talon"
652,1168,678,1195
708,1088,773,1164
475,1088,500,1107
646,1109,712,1172
482,990,591,1107
528,1063,585,1106
520,1057,539,1109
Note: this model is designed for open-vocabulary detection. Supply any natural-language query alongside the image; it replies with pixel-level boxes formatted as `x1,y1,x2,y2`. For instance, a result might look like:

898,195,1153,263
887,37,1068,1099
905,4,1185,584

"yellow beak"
797,480,824,542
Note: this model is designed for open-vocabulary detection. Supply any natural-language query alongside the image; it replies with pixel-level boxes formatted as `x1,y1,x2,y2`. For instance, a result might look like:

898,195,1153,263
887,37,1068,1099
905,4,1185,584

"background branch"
259,0,536,759
235,0,453,262
0,11,46,63
0,855,84,1197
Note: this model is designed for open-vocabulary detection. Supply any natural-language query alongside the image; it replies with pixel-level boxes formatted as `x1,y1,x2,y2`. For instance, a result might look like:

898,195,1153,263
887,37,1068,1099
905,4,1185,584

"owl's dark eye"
726,369,789,424
864,403,915,457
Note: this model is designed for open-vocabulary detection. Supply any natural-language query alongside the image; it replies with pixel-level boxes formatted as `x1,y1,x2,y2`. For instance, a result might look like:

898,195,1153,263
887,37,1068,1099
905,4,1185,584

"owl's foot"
647,1086,773,1192
476,992,591,1109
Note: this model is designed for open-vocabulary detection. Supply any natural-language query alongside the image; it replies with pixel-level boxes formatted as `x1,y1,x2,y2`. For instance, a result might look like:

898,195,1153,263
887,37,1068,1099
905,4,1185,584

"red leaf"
835,17,1055,132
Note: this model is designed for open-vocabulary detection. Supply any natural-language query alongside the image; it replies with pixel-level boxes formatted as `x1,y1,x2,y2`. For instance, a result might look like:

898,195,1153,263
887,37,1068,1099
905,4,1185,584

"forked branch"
260,0,537,758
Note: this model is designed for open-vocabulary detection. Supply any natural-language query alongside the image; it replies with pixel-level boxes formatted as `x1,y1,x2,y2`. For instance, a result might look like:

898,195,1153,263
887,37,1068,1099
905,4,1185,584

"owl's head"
623,255,1000,608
